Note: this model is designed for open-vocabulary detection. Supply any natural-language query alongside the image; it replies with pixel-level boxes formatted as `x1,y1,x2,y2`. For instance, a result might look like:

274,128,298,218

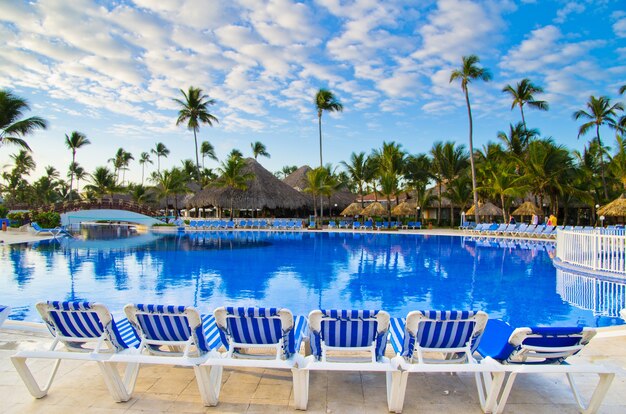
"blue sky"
1,0,625,183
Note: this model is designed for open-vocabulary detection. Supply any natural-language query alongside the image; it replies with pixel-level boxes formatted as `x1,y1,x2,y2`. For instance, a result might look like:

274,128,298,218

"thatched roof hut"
283,165,356,210
187,158,309,210
341,202,362,216
511,201,543,216
466,202,503,216
392,201,416,216
361,202,387,216
598,194,626,216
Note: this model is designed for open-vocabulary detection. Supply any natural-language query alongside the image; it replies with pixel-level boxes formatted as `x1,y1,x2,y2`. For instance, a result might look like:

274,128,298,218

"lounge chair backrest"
124,304,210,355
400,310,487,359
503,326,596,364
37,301,136,352
308,309,389,361
214,307,297,359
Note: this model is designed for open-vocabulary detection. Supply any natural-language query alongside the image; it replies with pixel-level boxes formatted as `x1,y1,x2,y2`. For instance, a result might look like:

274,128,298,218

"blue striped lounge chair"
298,310,395,411
208,307,308,408
11,301,139,401
107,304,223,406
512,223,528,236
476,319,615,414
0,305,10,327
189,220,198,230
364,220,374,230
388,310,499,413
352,221,362,230
328,220,337,229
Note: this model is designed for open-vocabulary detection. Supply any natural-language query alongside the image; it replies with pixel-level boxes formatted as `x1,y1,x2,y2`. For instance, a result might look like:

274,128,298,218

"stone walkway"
1,325,625,413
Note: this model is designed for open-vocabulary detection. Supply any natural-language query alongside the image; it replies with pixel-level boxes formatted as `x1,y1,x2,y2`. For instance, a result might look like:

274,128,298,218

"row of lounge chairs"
187,219,305,230
6,301,615,413
467,223,560,238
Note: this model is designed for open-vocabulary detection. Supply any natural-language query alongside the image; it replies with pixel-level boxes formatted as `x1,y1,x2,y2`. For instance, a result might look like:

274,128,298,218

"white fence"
556,229,626,275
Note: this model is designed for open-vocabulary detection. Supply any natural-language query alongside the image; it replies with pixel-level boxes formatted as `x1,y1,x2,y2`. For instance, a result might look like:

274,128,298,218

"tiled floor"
1,326,625,413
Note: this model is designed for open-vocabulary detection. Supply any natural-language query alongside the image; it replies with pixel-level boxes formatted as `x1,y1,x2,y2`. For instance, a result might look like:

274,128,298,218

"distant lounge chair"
477,319,615,413
363,220,374,230
0,305,10,327
352,222,362,230
31,222,64,237
328,220,337,229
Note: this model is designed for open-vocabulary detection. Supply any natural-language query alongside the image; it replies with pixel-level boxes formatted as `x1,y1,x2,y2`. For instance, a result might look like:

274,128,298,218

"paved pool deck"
1,324,625,413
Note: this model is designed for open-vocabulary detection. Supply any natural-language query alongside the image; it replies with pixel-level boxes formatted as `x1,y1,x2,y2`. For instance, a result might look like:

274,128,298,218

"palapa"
391,201,416,216
361,202,387,217
598,194,626,216
187,158,309,210
511,201,543,216
466,201,503,216
340,202,363,216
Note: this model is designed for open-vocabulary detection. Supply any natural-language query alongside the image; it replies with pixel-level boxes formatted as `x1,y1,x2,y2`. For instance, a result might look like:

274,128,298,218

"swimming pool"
1,231,622,326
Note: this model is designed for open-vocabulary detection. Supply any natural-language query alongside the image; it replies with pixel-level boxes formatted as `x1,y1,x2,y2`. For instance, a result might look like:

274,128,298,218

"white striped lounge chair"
388,310,500,413
11,301,140,401
298,310,396,411
204,307,308,408
476,320,615,413
107,303,223,406
0,305,11,327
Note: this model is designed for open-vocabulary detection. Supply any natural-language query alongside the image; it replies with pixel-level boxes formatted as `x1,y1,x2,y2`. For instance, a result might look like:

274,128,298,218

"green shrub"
0,205,8,218
31,211,61,228
7,211,29,226
153,223,176,227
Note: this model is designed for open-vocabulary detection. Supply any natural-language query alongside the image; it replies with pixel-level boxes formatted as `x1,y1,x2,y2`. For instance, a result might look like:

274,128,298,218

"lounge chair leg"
11,356,62,398
567,372,615,414
387,370,408,413
194,365,222,406
493,372,516,414
98,361,139,402
474,370,505,413
292,368,309,410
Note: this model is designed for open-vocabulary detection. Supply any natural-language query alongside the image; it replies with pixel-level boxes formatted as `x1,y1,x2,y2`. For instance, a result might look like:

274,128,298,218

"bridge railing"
556,229,626,275
42,199,157,216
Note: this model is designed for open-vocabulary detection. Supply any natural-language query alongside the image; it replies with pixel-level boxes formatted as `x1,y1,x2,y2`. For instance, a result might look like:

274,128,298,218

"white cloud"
554,2,585,24
614,18,626,38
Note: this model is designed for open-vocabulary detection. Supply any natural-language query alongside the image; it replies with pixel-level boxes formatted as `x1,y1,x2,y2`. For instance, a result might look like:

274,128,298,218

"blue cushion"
476,319,516,361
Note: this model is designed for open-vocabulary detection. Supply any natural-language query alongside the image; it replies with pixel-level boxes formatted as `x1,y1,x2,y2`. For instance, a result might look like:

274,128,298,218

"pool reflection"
0,232,612,327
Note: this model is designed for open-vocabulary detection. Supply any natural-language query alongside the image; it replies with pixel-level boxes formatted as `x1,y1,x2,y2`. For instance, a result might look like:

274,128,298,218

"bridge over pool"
61,209,163,227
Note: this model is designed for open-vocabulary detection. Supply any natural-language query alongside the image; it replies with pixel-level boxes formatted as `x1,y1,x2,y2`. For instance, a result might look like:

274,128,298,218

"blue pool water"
1,231,623,326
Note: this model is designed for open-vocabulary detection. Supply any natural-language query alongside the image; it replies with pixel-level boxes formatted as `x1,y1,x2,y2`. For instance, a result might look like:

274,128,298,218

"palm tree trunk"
141,165,145,186
69,151,76,201
450,203,454,228
501,194,506,222
520,105,526,130
465,88,480,224
157,155,161,174
193,128,201,181
437,180,442,226
597,125,608,199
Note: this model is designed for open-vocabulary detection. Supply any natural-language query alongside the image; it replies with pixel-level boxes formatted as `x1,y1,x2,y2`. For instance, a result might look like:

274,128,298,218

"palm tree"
497,122,539,173
151,168,187,214
439,142,469,227
229,149,243,159
138,152,152,185
250,141,270,160
151,142,169,174
429,142,445,226
65,131,90,200
502,78,549,129
303,167,333,228
378,172,400,223
573,95,624,199
0,89,48,151
278,165,297,179
450,55,492,224
68,162,86,196
446,176,472,224
315,89,343,221
108,148,134,185
478,167,527,222
215,155,252,220
200,141,218,168
84,167,118,198
341,152,372,207
174,86,219,180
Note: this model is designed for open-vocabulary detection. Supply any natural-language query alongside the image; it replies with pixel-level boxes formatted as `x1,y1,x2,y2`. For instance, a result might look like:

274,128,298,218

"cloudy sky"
1,0,625,183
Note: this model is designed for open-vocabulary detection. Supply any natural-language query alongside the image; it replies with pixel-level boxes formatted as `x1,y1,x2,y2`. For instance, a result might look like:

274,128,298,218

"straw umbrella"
340,202,362,216
466,202,503,220
511,201,543,223
392,201,416,217
598,194,626,217
361,202,387,217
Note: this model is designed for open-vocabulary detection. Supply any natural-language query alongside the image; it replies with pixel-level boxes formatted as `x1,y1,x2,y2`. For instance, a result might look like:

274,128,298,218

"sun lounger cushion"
41,301,139,351
390,310,484,358
477,319,587,364
129,304,220,354
217,307,306,358
309,309,388,361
